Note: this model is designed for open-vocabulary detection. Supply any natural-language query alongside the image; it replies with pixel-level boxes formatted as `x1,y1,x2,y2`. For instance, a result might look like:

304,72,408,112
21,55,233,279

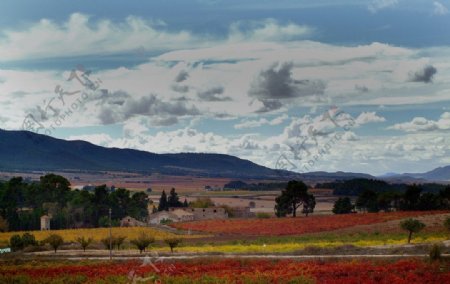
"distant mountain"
300,171,373,179
403,166,450,181
0,129,280,178
378,172,399,178
0,129,380,181
381,166,450,182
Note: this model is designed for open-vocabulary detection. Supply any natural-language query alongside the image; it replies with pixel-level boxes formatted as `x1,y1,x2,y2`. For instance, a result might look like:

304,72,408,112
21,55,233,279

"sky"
1,0,450,176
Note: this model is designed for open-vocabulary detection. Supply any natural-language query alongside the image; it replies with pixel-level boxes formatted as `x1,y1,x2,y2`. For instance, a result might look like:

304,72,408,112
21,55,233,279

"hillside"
0,129,280,178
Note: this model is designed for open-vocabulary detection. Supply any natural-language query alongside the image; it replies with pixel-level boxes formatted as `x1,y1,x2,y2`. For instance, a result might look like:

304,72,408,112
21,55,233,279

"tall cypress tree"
168,188,182,208
158,190,168,211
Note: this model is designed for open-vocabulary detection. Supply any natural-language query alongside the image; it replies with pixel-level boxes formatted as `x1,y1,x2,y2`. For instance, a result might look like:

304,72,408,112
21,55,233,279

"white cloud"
368,0,399,13
228,19,313,42
0,14,314,62
355,111,386,125
388,112,450,132
433,1,449,15
234,114,289,129
67,133,114,147
0,14,201,61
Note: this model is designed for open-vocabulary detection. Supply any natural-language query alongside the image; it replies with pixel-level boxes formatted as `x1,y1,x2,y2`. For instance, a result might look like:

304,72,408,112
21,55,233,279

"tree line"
333,183,450,214
317,178,447,196
0,174,149,232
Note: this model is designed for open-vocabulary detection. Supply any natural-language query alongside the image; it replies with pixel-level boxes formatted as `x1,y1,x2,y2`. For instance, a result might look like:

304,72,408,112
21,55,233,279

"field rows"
1,259,448,283
173,211,449,236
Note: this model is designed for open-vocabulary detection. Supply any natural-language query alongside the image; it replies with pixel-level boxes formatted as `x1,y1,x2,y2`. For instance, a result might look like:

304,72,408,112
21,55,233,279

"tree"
417,193,440,211
45,234,64,253
101,238,113,250
183,199,188,207
129,192,149,220
400,218,425,244
0,216,8,232
76,236,93,252
444,217,450,233
302,194,316,217
164,238,182,253
274,180,314,217
439,186,450,209
401,184,422,210
39,174,71,206
356,189,379,213
130,233,155,254
158,190,168,211
332,197,354,214
115,236,127,250
167,188,182,208
10,234,24,251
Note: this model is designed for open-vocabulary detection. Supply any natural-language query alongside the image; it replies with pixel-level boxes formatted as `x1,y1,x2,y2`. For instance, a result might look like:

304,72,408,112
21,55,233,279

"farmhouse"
204,185,222,191
120,216,146,227
231,207,255,218
170,207,228,221
148,209,195,225
149,207,228,225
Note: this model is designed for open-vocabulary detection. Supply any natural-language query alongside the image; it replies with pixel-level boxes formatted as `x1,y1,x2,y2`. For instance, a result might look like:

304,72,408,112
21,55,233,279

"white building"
40,215,51,230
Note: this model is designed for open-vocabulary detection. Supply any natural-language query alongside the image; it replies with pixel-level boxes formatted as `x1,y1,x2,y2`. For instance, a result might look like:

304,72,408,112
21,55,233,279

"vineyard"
1,258,448,283
173,211,448,236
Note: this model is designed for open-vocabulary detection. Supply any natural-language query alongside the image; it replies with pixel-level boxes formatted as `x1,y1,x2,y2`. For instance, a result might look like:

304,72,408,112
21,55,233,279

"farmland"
1,258,449,283
0,227,204,247
172,211,449,236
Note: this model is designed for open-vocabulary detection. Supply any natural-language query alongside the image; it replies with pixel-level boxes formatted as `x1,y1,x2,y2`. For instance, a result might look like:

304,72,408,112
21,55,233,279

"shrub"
160,218,173,225
130,232,155,254
9,233,38,252
256,213,271,219
21,233,37,247
429,244,442,262
44,234,64,253
10,235,23,252
164,238,182,253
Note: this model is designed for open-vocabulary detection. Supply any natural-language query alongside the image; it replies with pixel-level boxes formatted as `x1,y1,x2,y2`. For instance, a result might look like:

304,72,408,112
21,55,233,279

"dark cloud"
355,84,369,93
408,65,437,83
97,93,199,125
171,84,190,93
172,96,190,101
123,95,200,118
98,108,118,124
197,86,232,101
174,70,189,82
249,62,325,112
89,90,129,106
255,99,283,113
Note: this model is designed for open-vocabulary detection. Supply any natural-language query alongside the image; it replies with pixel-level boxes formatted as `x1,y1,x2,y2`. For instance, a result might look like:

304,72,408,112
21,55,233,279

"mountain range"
0,129,448,182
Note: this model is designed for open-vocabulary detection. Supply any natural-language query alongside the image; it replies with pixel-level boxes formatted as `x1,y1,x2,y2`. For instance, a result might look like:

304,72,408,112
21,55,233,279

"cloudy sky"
1,0,450,175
